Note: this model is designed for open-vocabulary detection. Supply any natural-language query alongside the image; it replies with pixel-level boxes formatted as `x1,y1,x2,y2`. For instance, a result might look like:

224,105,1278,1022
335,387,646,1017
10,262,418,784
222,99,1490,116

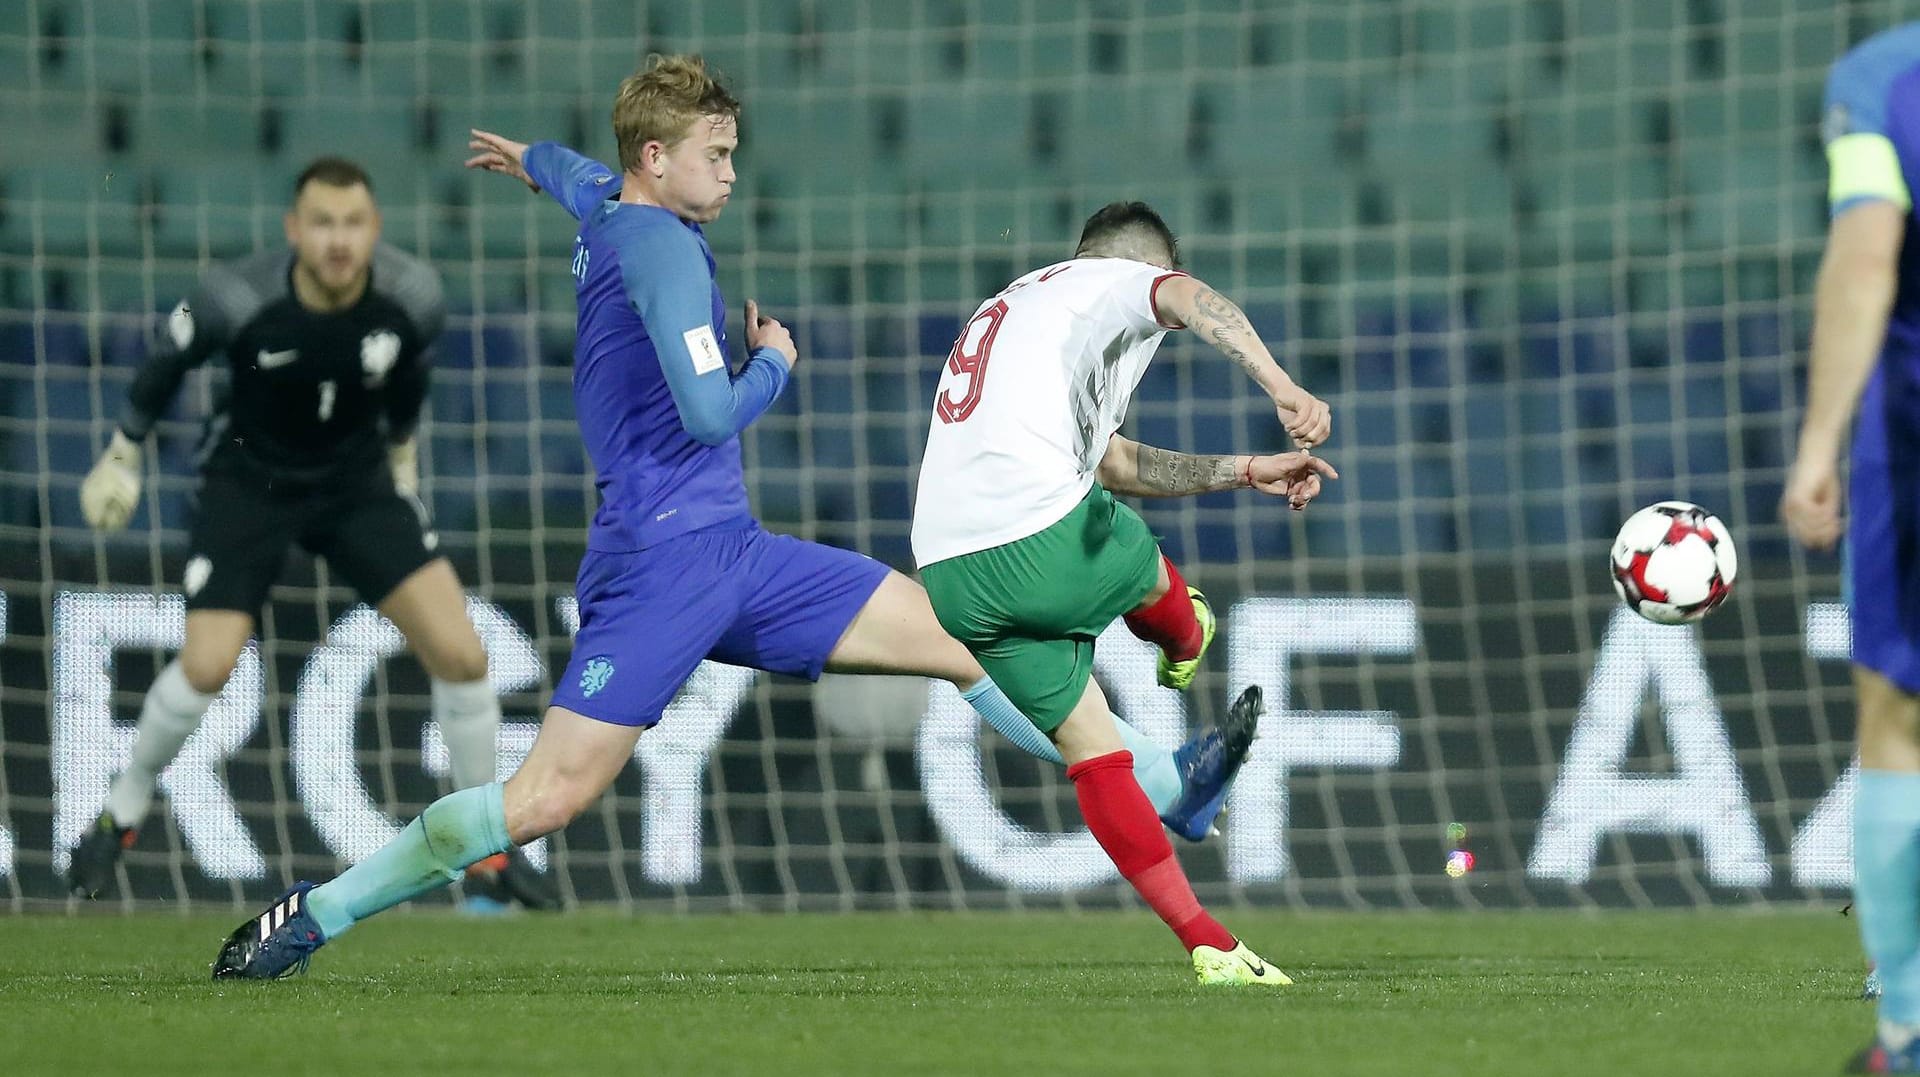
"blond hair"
612,54,741,173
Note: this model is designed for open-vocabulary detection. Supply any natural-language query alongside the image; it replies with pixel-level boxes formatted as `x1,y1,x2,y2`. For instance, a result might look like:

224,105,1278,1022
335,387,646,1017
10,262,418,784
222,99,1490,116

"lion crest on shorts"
580,656,615,698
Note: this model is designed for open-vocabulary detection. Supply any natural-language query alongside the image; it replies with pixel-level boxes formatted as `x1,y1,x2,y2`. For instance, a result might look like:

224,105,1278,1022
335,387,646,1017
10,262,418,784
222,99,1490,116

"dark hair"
1075,201,1179,265
293,156,374,200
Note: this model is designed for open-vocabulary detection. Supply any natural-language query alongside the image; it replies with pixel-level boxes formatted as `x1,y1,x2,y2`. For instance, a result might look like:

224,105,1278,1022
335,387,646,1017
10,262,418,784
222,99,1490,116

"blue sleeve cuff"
746,346,792,400
523,141,618,220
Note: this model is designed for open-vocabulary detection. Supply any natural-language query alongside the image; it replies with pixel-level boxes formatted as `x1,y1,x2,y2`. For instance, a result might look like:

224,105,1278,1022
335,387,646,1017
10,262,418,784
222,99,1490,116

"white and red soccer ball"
1609,501,1738,625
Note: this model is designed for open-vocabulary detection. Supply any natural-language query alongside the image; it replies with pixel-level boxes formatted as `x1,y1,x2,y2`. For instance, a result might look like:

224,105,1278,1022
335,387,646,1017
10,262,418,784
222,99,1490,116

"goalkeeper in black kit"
68,157,557,911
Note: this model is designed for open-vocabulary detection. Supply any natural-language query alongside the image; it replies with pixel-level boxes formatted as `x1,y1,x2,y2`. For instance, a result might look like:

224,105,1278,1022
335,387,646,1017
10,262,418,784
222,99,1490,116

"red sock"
1123,557,1203,662
1067,750,1236,953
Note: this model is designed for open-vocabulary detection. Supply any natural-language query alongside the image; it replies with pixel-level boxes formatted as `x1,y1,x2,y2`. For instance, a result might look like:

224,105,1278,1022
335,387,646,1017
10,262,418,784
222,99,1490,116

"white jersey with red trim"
911,256,1185,567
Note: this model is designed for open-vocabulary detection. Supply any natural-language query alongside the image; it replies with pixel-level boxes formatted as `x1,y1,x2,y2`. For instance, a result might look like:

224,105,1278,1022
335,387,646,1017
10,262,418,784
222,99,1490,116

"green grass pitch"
0,909,1870,1075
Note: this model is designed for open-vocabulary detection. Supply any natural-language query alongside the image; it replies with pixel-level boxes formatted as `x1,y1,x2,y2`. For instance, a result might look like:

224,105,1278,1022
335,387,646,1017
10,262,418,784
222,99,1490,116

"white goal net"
0,0,1886,911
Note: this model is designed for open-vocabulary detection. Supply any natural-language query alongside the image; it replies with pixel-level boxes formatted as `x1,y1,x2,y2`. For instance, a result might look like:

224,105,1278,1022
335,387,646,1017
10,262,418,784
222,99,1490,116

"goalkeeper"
913,201,1334,986
213,56,1255,978
70,158,556,911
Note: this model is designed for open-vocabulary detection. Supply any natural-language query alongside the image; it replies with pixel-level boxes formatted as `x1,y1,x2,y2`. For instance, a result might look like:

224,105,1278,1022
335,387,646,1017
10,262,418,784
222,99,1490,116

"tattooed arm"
1099,436,1249,497
1151,275,1331,448
1098,435,1338,506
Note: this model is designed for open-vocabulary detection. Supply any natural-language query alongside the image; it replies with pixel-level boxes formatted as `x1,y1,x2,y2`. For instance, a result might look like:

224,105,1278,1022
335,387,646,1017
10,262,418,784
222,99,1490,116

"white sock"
103,660,216,828
432,676,501,789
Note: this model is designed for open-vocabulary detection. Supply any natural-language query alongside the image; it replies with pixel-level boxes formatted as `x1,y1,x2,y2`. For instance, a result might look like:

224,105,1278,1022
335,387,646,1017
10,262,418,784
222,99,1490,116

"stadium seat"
1296,2,1398,67
281,98,416,165
0,28,33,94
1682,144,1799,251
152,161,275,258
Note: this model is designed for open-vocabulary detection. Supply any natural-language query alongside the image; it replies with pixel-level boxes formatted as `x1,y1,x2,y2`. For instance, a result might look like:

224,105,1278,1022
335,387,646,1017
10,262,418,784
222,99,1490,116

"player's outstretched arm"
1782,199,1905,551
467,129,618,221
1097,434,1336,509
1151,274,1330,449
82,280,233,530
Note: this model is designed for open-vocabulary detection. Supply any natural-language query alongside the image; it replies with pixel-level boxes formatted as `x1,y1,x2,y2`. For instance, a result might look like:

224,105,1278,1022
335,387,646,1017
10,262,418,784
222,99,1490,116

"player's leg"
212,703,642,979
317,482,558,909
214,542,738,976
1049,664,1289,985
71,473,287,897
1122,552,1215,691
706,529,1182,812
315,483,500,795
376,557,570,909
70,610,254,898
1080,496,1249,835
1852,667,1920,1052
915,486,1255,838
102,611,253,829
377,560,495,787
301,705,639,938
1844,438,1920,1069
822,570,1182,807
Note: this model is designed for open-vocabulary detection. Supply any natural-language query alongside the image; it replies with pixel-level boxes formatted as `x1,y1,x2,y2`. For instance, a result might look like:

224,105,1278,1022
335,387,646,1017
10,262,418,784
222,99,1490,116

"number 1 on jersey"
937,300,1007,424
317,379,337,422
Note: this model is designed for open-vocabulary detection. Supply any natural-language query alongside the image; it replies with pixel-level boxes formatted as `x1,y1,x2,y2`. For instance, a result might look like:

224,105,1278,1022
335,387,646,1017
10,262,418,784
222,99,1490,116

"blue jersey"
1826,24,1920,379
1830,24,1920,692
523,142,790,552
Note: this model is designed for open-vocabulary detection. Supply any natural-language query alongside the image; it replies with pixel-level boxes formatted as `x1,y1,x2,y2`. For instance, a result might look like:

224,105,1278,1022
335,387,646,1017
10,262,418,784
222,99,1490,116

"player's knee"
1859,680,1920,767
178,653,237,695
432,635,489,685
416,625,487,683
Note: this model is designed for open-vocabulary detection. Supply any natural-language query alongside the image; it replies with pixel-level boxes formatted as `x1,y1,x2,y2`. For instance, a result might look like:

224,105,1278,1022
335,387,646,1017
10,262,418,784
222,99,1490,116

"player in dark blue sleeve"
213,55,1253,978
1780,21,1920,1074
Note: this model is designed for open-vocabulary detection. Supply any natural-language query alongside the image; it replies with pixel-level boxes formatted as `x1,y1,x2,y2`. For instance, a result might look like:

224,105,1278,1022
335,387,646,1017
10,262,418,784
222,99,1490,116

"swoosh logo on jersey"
256,348,299,369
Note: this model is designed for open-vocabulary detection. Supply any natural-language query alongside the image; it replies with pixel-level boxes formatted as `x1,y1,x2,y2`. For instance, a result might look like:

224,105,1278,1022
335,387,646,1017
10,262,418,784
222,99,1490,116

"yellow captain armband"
1828,132,1912,212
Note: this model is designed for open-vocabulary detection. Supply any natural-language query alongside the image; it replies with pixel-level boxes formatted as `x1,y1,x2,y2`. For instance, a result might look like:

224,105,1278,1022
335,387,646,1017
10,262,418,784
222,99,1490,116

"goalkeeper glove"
389,437,419,497
80,429,143,531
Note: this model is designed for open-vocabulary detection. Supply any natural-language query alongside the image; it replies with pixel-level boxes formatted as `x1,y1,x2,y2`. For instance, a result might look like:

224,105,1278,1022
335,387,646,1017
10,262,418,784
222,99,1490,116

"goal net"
0,0,1878,911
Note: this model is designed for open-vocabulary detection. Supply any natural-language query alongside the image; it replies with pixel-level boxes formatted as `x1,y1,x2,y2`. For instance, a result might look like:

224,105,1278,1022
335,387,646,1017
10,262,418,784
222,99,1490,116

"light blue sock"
961,676,1183,814
1855,770,1920,1025
306,781,510,939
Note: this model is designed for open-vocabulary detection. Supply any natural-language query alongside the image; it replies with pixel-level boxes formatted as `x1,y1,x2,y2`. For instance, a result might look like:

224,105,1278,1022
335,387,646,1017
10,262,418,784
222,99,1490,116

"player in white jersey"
913,202,1334,985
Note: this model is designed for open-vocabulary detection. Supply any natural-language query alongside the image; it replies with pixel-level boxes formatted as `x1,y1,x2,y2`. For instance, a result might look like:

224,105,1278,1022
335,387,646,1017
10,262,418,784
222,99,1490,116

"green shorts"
920,484,1161,731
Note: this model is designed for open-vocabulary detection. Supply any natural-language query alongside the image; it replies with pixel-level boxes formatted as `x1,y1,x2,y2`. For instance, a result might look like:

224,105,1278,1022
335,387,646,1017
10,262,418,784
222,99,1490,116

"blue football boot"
211,882,327,980
1159,686,1263,842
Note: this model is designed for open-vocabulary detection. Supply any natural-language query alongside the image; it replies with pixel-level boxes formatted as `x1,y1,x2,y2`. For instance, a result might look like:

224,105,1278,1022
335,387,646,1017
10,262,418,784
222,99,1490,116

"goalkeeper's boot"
67,812,137,899
1160,685,1263,843
463,848,562,912
1155,587,1216,691
211,882,327,980
1193,939,1294,987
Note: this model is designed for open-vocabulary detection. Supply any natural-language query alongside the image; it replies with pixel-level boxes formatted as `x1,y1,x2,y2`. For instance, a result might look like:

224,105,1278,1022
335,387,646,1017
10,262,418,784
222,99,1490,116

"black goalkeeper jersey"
119,243,445,488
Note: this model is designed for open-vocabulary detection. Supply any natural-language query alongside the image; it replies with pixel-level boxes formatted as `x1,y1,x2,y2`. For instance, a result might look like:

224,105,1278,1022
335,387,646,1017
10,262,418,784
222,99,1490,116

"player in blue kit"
1781,21,1920,1074
212,54,1255,978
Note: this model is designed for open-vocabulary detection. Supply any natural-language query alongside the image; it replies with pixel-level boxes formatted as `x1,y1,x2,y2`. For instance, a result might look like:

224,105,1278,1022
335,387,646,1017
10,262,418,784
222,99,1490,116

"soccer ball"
1609,501,1738,625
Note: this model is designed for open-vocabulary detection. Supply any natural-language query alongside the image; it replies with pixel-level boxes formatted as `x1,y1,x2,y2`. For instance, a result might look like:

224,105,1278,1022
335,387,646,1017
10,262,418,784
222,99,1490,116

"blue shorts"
552,522,891,727
1849,367,1920,692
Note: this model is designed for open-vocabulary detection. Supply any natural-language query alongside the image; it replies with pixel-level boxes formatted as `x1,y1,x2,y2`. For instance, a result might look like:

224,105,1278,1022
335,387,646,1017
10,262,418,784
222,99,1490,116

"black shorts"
181,466,441,616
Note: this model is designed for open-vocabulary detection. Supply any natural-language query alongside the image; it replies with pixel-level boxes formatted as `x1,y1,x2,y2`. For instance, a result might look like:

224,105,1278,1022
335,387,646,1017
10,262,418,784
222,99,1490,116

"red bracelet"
1241,456,1253,488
